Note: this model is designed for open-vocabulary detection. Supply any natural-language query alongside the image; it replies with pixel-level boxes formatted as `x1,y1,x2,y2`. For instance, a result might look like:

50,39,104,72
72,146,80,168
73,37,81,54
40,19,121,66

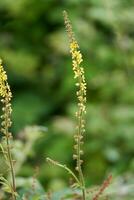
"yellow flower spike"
0,58,16,200
63,10,87,200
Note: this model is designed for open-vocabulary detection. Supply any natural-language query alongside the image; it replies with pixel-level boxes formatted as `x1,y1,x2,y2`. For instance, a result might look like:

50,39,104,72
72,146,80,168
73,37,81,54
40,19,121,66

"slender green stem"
6,137,16,200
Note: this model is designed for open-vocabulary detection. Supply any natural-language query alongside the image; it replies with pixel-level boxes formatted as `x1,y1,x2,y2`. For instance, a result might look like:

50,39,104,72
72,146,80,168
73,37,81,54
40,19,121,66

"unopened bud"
73,154,77,159
75,167,79,171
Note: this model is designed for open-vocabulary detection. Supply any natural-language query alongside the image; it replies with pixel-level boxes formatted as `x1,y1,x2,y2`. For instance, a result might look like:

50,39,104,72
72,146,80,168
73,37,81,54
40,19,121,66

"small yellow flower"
70,41,79,51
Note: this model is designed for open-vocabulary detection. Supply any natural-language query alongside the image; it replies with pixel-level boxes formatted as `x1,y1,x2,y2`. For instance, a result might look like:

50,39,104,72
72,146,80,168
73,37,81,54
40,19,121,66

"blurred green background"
0,0,133,196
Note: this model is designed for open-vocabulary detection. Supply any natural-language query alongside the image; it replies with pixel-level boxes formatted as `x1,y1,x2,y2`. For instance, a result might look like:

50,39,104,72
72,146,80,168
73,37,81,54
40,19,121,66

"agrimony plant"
63,10,87,198
47,11,87,200
0,59,16,200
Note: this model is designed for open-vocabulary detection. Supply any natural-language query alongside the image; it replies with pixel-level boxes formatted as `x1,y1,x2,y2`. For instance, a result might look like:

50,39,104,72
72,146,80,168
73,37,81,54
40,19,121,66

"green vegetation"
0,0,133,199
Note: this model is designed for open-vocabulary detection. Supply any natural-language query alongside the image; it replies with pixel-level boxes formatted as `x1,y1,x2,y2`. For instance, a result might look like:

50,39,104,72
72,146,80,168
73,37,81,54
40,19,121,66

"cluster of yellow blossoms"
70,41,86,114
63,11,87,171
0,59,12,136
0,59,8,97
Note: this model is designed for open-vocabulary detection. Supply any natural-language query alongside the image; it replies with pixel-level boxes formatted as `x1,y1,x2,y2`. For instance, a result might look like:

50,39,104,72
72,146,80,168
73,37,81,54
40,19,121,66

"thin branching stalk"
0,59,16,200
46,158,81,187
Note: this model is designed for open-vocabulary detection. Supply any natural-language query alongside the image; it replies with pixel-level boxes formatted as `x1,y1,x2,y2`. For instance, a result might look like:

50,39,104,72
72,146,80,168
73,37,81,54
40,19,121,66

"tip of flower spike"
63,10,67,14
63,10,68,20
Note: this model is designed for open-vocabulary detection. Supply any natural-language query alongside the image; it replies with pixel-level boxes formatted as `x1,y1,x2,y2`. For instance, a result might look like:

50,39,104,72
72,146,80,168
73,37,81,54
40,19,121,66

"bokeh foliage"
0,0,133,197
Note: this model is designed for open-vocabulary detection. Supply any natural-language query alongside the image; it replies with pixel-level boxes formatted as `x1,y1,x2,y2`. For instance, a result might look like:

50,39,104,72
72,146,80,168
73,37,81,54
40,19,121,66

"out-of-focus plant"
13,125,47,175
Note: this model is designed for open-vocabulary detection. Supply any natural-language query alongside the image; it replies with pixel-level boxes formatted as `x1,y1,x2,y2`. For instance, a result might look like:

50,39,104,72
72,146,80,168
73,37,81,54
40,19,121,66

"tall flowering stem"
0,59,16,200
63,11,87,199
